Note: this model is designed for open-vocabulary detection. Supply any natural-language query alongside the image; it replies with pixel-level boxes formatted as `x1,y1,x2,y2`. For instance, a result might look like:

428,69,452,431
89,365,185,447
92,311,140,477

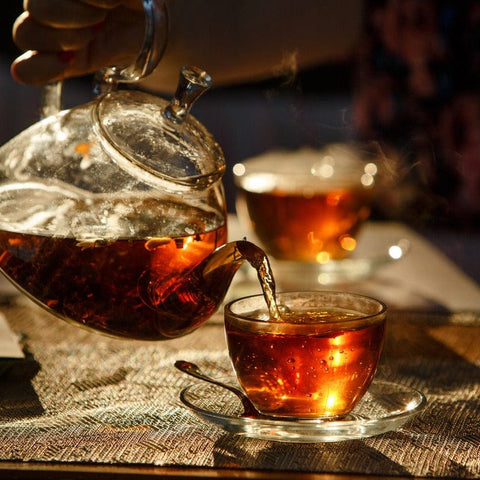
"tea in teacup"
225,291,386,418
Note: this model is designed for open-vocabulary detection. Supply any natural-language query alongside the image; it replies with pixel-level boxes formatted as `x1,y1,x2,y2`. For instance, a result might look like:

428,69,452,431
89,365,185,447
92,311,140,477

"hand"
11,0,364,92
11,0,148,86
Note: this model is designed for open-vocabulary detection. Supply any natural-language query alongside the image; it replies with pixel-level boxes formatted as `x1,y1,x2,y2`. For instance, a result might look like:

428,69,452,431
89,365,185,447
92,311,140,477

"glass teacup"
224,291,386,419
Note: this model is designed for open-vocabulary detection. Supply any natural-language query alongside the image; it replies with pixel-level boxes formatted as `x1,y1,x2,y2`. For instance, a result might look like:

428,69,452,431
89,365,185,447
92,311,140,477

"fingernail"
57,51,76,64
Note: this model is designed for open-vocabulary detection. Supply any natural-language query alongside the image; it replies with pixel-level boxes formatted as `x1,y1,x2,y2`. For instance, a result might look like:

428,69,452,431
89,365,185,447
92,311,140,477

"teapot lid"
93,66,225,190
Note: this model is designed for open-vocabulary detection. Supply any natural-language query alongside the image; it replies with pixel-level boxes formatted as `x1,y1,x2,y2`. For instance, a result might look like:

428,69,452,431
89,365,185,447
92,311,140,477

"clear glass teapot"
0,0,253,340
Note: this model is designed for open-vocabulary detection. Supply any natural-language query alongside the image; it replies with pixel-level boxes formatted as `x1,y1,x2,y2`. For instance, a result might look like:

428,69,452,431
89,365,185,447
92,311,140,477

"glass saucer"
180,379,426,443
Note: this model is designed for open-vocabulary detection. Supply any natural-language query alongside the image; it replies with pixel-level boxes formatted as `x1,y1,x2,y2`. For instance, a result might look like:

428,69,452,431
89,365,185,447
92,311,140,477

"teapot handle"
40,0,168,118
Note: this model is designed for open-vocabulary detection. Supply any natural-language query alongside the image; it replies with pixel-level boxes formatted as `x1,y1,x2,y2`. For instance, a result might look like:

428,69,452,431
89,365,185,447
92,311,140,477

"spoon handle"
174,360,258,416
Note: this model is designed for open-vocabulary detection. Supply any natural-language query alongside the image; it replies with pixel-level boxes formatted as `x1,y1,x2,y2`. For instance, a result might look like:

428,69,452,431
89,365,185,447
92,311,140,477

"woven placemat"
0,303,479,478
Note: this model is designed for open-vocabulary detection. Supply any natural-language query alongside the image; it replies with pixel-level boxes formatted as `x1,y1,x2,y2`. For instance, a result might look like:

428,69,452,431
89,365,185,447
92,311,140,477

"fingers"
24,0,109,28
11,47,118,86
11,51,74,86
11,0,146,85
14,12,96,52
80,1,123,8
11,4,145,85
11,7,100,85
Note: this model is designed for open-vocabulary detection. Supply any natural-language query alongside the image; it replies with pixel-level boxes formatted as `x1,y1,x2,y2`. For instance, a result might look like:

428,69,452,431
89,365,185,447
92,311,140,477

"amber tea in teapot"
0,210,227,340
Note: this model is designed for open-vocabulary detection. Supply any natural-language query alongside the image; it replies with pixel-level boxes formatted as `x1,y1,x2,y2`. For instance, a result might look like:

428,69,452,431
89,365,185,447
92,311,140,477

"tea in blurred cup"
224,291,386,419
233,144,378,263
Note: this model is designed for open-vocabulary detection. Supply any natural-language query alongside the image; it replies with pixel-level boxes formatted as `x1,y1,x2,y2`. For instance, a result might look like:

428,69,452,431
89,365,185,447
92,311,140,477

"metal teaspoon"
174,360,259,417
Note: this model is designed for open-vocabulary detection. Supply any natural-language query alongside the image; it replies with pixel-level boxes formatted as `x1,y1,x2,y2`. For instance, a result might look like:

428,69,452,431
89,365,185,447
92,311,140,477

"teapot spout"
149,240,261,338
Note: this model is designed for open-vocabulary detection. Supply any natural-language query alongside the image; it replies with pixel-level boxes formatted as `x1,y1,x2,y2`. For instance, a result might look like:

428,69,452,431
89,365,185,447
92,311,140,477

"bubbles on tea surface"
277,309,361,325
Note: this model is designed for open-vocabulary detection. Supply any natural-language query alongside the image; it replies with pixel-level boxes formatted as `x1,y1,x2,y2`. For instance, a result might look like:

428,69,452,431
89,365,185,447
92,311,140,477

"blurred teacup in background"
234,143,379,269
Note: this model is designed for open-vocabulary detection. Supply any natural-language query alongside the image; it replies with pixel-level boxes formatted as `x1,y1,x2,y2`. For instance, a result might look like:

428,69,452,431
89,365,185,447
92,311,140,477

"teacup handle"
40,0,168,118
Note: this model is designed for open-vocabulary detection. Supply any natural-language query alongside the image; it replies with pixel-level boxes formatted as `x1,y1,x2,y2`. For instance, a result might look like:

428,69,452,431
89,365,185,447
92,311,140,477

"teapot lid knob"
164,66,212,124
93,65,225,192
